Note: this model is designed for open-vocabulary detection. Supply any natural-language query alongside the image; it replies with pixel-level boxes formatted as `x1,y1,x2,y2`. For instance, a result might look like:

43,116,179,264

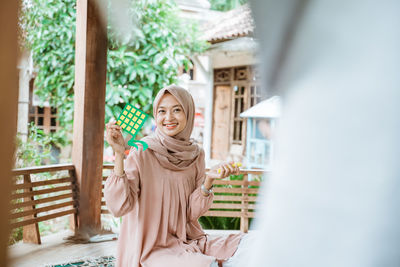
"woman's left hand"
207,161,241,179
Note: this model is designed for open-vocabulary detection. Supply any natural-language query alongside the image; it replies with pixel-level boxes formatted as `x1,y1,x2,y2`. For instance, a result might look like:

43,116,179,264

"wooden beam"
72,0,107,234
0,0,18,265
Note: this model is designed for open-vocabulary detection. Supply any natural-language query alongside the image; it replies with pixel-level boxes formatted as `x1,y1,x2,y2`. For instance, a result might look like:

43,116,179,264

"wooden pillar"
0,0,18,265
69,169,79,231
72,0,107,234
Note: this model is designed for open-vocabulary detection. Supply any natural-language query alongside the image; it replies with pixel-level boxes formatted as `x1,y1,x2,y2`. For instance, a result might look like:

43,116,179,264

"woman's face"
156,93,187,136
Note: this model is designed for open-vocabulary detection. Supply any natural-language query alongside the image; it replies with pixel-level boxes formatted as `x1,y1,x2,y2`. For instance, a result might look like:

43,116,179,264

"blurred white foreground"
248,0,400,266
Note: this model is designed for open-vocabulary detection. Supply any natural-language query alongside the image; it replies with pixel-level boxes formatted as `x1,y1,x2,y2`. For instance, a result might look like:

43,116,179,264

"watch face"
116,104,149,139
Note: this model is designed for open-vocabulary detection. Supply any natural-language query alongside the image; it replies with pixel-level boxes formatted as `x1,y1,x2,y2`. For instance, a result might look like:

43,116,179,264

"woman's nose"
165,111,173,120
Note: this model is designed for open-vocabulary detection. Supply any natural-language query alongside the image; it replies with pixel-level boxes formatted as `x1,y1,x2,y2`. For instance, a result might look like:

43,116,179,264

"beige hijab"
142,85,201,171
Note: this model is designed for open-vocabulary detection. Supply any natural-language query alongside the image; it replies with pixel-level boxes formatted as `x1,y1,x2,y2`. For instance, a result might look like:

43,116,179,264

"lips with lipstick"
163,123,178,130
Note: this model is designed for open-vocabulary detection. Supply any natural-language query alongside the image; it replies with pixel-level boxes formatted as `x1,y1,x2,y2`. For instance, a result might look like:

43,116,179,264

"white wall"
212,50,258,69
17,52,33,142
179,55,213,160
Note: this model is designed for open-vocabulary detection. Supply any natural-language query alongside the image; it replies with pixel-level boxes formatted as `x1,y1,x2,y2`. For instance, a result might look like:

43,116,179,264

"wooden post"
68,169,78,231
0,0,18,265
72,0,107,234
22,174,41,244
240,174,249,233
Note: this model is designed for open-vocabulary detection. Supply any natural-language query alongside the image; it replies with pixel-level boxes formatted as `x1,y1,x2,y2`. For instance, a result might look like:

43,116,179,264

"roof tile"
202,4,255,43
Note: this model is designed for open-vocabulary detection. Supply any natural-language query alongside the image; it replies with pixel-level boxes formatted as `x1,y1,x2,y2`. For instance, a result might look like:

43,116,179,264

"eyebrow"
158,105,182,109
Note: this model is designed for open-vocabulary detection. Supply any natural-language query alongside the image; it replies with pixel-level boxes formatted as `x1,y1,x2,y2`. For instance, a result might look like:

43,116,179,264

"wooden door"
211,85,232,160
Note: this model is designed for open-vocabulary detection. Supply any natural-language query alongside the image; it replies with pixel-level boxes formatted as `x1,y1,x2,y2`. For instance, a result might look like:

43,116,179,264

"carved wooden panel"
214,68,231,83
234,67,248,81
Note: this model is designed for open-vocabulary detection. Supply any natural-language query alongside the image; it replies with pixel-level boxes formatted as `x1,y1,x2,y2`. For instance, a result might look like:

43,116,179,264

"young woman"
105,85,244,267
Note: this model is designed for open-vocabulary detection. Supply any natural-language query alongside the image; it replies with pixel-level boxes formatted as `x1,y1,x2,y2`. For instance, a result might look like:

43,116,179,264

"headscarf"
142,85,201,170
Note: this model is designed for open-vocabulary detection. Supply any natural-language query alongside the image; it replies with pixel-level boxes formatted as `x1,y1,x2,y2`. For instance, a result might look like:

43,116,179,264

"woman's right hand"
106,119,125,155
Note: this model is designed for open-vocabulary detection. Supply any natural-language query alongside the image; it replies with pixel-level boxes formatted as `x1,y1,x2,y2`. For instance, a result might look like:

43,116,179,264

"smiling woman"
156,93,187,137
104,85,243,267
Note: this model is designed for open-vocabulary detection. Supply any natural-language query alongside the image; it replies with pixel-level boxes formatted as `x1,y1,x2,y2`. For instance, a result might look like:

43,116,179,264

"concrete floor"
8,230,117,267
8,229,241,267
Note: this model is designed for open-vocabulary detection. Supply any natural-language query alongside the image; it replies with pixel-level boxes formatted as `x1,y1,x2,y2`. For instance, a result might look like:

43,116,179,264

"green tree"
209,0,247,11
105,0,208,120
21,0,76,146
15,123,58,168
21,0,208,148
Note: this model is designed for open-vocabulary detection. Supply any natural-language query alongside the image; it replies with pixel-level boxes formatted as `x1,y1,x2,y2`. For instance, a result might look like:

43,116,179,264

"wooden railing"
203,169,263,233
10,164,264,244
101,165,265,233
10,164,78,244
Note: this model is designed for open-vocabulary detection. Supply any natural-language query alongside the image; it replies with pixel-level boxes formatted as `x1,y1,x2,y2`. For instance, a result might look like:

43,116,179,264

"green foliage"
15,123,59,168
8,227,23,246
105,0,208,120
21,0,208,148
21,0,76,141
11,123,61,245
199,174,245,230
199,215,241,230
209,0,248,11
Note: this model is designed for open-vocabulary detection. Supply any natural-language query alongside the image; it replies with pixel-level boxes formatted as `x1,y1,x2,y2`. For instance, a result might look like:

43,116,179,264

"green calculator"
116,103,149,151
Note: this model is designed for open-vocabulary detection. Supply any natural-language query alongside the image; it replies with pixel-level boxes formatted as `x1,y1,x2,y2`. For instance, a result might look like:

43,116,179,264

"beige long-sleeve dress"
104,146,243,267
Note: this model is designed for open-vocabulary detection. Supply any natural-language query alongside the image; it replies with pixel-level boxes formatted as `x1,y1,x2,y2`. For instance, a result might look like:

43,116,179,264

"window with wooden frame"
249,66,262,107
232,84,246,144
28,82,59,134
250,84,262,107
231,66,262,145
178,60,196,80
212,66,263,159
215,66,263,144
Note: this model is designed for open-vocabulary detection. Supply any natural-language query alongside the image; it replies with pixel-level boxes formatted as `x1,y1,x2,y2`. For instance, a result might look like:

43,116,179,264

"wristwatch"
201,184,213,195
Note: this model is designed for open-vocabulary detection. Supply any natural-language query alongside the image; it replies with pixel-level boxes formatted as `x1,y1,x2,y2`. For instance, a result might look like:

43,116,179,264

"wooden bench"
101,166,264,233
203,169,263,233
10,164,264,244
10,164,78,244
